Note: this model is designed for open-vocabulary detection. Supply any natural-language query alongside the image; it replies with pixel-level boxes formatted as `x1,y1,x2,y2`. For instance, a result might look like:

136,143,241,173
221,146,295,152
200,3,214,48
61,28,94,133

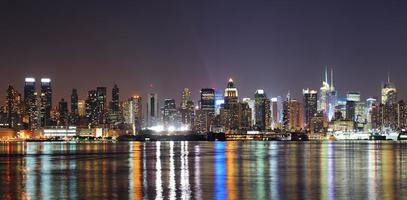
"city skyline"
1,1,407,102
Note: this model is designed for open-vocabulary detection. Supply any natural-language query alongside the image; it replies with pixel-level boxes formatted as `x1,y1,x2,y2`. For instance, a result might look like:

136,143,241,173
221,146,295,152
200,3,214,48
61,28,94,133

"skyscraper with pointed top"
318,66,337,121
381,74,397,105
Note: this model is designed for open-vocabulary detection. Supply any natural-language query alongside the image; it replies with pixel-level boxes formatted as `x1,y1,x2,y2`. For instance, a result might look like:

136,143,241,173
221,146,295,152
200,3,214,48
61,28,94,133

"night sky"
1,0,406,104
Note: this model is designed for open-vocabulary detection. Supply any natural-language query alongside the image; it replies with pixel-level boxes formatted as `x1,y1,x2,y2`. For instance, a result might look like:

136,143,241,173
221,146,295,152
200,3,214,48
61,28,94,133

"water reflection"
0,141,407,199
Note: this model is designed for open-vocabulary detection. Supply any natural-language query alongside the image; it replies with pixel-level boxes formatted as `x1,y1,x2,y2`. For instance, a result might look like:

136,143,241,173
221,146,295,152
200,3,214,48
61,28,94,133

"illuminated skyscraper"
195,88,215,132
122,96,143,133
78,100,86,117
347,91,361,102
40,78,52,126
381,75,397,105
5,85,22,129
288,100,304,131
180,88,194,128
147,92,159,127
162,98,178,128
242,98,255,127
224,78,238,107
96,87,107,124
303,89,318,129
24,78,36,129
318,66,336,121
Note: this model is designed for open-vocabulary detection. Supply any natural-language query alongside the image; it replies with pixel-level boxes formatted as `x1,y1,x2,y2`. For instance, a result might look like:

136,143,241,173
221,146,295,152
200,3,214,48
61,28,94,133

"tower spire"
324,65,328,83
387,72,390,83
330,67,334,89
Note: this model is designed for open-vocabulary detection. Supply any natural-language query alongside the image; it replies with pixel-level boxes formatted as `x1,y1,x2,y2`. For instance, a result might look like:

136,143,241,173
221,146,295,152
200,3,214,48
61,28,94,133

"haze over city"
1,0,407,102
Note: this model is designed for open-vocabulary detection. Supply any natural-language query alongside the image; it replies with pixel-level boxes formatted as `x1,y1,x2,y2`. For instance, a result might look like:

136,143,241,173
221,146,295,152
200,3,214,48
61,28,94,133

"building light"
25,77,35,82
41,78,51,83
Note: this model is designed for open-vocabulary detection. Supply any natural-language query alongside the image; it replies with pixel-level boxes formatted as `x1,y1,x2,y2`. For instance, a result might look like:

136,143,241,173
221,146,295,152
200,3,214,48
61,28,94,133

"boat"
371,128,399,141
328,130,371,140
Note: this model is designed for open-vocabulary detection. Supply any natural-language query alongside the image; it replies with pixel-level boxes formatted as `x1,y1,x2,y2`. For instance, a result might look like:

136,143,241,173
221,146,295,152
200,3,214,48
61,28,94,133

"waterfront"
0,141,407,199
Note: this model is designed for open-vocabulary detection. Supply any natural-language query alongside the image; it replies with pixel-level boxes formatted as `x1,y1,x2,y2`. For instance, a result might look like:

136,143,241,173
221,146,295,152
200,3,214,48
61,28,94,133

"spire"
324,65,328,83
330,67,334,89
387,72,390,83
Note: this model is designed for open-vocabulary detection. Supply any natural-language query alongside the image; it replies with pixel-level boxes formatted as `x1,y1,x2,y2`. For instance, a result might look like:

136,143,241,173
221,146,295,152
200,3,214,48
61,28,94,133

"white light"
150,125,164,133
41,78,51,83
168,126,176,133
256,89,264,94
25,77,35,82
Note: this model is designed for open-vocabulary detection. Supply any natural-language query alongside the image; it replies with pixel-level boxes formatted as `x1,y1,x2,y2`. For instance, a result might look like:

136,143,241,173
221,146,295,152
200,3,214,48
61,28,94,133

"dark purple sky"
1,0,407,104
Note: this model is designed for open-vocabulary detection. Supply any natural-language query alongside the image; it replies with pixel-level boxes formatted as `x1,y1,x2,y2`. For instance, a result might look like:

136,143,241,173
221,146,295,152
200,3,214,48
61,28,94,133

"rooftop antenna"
387,72,390,83
330,67,334,89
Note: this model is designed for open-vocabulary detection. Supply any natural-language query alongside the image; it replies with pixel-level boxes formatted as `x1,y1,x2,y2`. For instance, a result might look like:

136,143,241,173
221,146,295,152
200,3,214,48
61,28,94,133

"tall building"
303,89,317,129
5,85,22,129
195,88,215,132
40,78,52,127
147,93,159,127
180,88,194,128
78,100,86,117
58,99,68,126
96,87,107,124
365,97,377,129
220,78,241,132
24,78,36,129
70,89,79,125
345,101,356,121
108,85,121,125
162,98,178,128
318,66,336,121
381,75,397,105
242,98,255,127
288,100,304,131
224,78,238,107
347,91,361,102
85,90,98,127
111,84,120,112
254,89,271,131
122,96,143,133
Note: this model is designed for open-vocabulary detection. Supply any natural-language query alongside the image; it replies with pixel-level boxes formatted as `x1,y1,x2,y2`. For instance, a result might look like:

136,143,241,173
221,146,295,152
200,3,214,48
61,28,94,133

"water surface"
0,141,406,199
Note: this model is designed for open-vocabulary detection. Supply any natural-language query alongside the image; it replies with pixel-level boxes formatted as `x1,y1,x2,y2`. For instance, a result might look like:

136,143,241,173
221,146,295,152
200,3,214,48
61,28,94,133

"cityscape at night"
0,68,406,141
1,0,407,199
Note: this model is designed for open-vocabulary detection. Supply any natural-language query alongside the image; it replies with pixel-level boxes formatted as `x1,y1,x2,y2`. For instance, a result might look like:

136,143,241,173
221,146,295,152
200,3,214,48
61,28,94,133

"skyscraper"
180,88,194,128
254,89,271,131
195,88,215,132
86,90,98,127
58,99,68,126
5,85,22,129
381,75,397,105
111,84,120,112
78,100,86,117
303,89,318,129
318,66,336,121
122,96,143,134
24,77,36,129
96,87,107,124
224,78,238,107
40,78,52,127
288,100,304,131
70,89,79,125
347,91,361,102
162,98,178,128
147,92,158,127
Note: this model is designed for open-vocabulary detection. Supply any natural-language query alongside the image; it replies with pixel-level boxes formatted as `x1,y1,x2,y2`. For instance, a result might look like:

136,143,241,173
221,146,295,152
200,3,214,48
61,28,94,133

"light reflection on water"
0,141,407,199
